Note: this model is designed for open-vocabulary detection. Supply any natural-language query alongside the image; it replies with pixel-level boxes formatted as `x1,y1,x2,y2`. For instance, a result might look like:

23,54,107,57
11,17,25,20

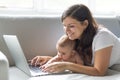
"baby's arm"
46,55,62,64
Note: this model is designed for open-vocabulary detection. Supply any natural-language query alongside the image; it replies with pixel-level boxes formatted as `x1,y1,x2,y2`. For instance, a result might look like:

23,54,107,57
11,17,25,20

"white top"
92,27,120,67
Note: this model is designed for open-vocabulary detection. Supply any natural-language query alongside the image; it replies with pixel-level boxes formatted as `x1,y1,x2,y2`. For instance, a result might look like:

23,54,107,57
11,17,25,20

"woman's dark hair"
61,4,98,66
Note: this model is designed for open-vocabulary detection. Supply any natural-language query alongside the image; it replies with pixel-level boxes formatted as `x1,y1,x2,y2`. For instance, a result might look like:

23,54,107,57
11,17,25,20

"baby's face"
57,46,74,61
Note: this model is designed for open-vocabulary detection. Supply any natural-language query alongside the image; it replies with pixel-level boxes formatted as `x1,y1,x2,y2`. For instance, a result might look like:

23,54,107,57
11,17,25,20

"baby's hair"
57,35,75,49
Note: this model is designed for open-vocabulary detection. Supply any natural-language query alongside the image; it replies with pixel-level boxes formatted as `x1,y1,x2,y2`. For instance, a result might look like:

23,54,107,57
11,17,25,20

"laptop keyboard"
29,65,43,73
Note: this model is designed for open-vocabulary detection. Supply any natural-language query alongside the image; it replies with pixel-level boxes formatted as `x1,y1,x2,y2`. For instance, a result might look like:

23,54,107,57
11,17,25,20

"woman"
31,4,120,76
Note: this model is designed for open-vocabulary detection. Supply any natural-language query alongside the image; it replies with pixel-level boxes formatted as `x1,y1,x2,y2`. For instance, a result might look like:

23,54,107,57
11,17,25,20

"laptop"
3,35,71,77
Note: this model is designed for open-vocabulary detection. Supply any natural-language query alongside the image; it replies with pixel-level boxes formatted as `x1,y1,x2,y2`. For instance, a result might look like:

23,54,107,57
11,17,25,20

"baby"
46,35,83,65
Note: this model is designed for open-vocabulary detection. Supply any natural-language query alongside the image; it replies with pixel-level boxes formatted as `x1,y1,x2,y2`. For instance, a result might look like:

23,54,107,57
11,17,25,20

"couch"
0,14,120,80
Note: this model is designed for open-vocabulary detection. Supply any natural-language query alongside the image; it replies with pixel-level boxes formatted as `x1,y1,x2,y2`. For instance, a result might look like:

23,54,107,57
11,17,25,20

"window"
0,0,33,9
94,0,120,14
0,0,120,15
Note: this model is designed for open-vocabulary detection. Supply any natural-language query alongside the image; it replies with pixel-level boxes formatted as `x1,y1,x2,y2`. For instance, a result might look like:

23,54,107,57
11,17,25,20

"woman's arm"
67,46,112,76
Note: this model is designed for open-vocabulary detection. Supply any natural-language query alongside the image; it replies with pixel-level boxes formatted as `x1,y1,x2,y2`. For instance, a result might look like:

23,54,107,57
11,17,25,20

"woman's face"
62,17,87,40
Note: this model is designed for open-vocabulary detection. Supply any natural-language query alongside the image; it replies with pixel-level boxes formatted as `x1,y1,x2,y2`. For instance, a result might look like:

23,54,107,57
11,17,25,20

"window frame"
0,0,120,16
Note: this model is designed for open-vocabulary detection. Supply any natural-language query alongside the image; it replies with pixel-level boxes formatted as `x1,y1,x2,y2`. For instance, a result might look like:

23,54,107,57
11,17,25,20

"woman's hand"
41,62,68,73
30,56,52,66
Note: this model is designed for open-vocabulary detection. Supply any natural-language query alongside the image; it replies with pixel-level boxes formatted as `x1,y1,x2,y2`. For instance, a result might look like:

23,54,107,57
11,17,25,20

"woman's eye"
69,25,74,28
62,53,65,55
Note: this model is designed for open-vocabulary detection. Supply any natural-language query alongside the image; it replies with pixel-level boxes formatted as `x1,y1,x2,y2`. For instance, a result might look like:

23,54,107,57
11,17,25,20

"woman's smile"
67,32,73,37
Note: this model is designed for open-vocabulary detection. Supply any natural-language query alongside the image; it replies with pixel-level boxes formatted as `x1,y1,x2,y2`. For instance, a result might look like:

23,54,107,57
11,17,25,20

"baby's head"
56,35,76,61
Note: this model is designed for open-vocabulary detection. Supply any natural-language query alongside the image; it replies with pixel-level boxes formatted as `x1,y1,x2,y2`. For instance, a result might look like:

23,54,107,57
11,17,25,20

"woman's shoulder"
93,25,118,45
92,25,119,47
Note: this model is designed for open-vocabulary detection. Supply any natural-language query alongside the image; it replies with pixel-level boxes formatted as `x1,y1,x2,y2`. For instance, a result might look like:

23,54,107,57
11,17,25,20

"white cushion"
28,69,120,80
